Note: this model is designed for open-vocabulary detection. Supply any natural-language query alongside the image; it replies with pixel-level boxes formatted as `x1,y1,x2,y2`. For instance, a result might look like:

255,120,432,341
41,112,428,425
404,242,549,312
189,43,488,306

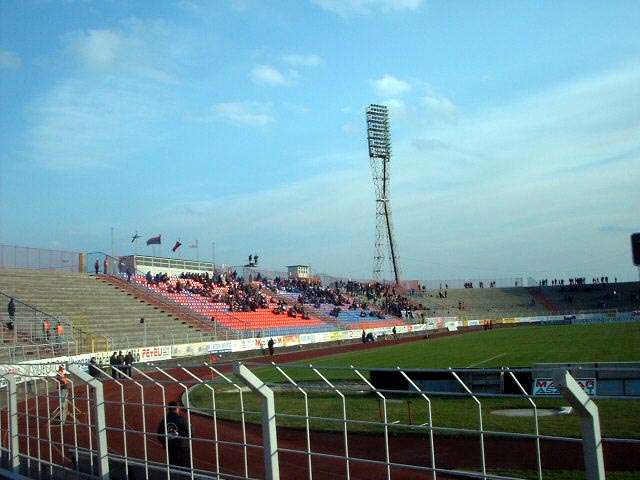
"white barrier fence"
0,363,636,479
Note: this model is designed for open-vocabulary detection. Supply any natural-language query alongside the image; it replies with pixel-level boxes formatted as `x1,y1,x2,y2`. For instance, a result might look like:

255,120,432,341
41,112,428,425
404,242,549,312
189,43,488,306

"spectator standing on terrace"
43,319,51,341
156,401,190,468
7,298,15,331
124,351,134,377
109,352,117,378
116,351,124,378
267,338,274,356
103,258,108,275
55,321,64,345
94,259,99,275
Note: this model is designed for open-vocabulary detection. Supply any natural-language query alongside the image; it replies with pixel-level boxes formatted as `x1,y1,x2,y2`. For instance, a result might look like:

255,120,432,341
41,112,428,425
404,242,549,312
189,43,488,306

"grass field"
190,323,640,440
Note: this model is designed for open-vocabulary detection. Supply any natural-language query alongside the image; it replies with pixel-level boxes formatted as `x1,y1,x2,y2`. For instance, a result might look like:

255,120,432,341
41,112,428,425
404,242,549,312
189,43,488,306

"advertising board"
533,378,596,396
138,345,172,362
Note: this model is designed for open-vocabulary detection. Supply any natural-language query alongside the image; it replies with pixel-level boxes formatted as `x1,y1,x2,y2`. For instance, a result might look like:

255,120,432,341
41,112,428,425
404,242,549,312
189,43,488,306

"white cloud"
380,98,408,118
281,54,322,67
26,19,188,169
371,74,411,96
421,94,457,118
0,49,22,70
28,77,170,169
69,19,177,83
251,64,289,86
73,29,123,68
313,0,423,16
386,64,640,279
211,101,273,126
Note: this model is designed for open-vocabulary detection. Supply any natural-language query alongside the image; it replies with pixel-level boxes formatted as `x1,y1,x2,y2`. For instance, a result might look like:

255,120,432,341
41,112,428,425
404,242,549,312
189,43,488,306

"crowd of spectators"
538,276,617,287
462,281,499,288
142,269,531,321
262,277,419,319
145,270,273,313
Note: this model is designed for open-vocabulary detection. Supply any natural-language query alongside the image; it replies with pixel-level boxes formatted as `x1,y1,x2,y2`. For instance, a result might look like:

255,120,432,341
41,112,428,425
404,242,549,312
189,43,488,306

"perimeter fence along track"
0,245,81,272
0,359,638,480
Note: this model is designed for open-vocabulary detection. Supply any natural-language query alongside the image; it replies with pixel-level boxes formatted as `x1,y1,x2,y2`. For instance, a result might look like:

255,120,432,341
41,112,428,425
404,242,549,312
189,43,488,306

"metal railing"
0,244,80,272
0,292,84,361
0,363,636,479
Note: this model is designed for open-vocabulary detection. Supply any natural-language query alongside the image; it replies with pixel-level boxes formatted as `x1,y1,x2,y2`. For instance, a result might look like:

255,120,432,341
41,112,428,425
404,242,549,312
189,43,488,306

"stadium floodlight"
366,104,401,284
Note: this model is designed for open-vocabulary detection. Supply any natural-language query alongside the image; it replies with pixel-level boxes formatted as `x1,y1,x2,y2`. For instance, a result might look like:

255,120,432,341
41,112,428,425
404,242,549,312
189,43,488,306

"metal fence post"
554,369,605,480
68,365,110,480
7,374,20,472
234,363,280,480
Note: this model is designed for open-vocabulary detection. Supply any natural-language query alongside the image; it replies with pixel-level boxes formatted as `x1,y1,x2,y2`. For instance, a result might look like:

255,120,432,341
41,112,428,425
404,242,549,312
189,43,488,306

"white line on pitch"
466,352,506,368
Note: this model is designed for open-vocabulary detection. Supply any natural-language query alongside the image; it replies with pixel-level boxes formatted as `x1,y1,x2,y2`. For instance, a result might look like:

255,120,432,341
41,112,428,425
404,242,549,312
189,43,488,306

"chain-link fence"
0,245,80,272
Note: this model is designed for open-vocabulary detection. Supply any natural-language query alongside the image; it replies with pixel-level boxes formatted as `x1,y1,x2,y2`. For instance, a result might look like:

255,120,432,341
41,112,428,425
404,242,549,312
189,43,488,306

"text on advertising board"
533,378,596,396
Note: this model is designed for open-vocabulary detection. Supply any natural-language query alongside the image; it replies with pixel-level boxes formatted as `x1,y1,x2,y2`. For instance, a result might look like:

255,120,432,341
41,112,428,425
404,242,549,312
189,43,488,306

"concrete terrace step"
0,268,211,350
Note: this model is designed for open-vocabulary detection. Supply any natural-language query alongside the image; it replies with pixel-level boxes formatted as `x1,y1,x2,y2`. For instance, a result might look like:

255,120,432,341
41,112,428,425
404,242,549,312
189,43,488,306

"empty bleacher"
415,287,550,318
0,269,217,351
537,282,640,313
412,282,640,319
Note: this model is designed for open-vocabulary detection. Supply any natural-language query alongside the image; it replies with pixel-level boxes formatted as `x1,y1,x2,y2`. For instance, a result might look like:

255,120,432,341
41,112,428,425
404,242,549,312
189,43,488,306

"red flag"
146,235,161,246
172,241,182,252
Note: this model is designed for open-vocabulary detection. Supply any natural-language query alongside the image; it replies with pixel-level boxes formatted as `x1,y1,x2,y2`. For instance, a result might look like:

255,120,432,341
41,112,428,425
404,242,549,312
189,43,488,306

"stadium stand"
536,281,640,312
0,292,65,362
129,274,335,336
412,282,640,319
0,268,216,351
415,286,552,318
277,291,398,328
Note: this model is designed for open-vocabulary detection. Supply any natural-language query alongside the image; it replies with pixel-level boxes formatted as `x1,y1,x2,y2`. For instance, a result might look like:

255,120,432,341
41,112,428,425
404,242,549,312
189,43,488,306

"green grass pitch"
190,322,640,441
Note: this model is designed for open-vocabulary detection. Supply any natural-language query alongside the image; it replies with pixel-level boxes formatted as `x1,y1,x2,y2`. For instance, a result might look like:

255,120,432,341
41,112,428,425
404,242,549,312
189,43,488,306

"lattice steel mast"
366,104,401,284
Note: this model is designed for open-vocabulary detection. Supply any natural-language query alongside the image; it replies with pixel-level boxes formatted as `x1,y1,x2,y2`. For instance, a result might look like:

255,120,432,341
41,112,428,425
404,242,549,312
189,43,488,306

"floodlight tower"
366,104,401,284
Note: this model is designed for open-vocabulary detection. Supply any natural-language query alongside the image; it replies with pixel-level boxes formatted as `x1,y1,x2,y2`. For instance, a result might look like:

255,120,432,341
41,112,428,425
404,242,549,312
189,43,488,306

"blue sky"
1,0,639,281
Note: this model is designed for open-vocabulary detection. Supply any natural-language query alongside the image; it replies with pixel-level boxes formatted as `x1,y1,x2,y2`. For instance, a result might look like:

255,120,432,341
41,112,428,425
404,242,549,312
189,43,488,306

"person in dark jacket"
156,402,190,468
116,351,124,379
7,298,15,331
109,352,118,378
267,338,275,356
124,351,134,377
88,357,100,378
94,259,100,275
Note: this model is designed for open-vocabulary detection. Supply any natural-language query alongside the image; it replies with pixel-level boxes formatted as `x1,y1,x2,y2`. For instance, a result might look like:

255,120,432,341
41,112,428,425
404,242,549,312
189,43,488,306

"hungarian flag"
172,241,182,252
146,235,161,246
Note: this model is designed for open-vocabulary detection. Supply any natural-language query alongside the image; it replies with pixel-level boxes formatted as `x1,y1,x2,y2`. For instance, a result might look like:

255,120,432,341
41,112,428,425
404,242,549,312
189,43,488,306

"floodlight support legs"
554,370,605,480
235,363,280,480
